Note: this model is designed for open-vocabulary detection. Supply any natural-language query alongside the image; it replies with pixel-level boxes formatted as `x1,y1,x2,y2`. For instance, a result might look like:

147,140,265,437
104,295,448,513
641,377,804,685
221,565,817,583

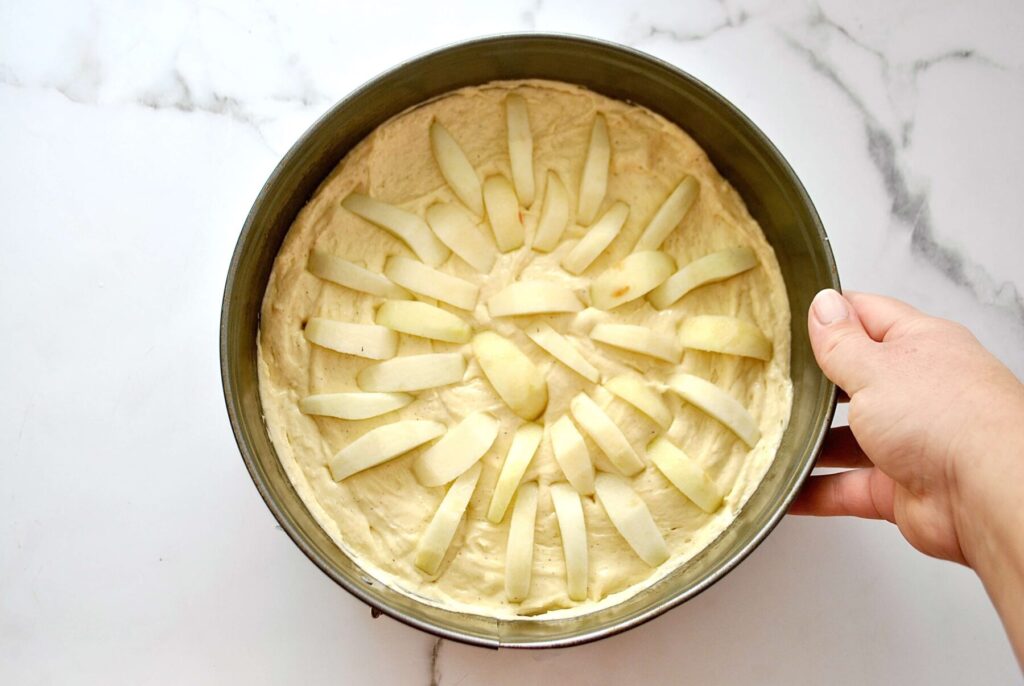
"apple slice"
483,175,525,252
561,202,629,275
524,321,600,383
532,172,570,252
667,373,760,448
506,94,535,207
590,251,676,310
487,423,544,523
375,300,471,344
577,114,610,225
357,353,465,392
304,318,398,360
590,323,681,364
648,247,758,309
306,251,409,299
424,202,497,273
603,373,672,430
487,281,584,318
429,120,483,216
383,255,479,311
342,193,449,267
594,473,669,567
505,481,539,602
570,393,645,476
299,392,413,420
328,419,446,481
549,482,588,601
634,176,700,251
414,462,482,575
472,332,548,420
549,415,595,495
647,436,723,513
679,315,772,361
413,412,499,487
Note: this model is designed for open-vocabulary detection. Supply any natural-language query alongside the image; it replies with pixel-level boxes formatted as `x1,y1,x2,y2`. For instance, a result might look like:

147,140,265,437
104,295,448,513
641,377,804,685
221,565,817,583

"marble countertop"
2,0,1022,683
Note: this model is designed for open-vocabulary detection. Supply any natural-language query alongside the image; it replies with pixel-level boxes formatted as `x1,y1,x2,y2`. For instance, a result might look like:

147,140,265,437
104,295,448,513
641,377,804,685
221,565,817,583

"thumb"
808,289,880,395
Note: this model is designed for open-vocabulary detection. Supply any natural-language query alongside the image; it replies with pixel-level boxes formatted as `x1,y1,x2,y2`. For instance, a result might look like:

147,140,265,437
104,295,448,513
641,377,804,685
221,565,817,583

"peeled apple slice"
424,202,497,273
603,373,672,430
487,281,583,317
483,175,525,252
430,120,483,216
648,247,758,309
357,353,465,392
306,251,409,299
375,300,470,344
634,176,700,251
299,392,413,420
594,473,669,567
647,437,724,513
561,202,629,275
506,95,535,207
414,412,500,487
590,251,676,310
549,415,595,495
329,419,446,481
342,193,449,267
549,482,588,601
414,462,482,575
383,255,479,311
487,423,544,523
679,315,772,361
532,172,570,252
577,114,610,225
524,321,600,383
472,332,548,420
304,318,398,360
590,323,681,364
668,373,761,448
505,482,539,602
570,393,644,476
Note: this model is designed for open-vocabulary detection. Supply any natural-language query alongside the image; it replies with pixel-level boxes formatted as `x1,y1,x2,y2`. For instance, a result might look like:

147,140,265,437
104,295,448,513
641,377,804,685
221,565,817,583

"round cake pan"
221,33,839,649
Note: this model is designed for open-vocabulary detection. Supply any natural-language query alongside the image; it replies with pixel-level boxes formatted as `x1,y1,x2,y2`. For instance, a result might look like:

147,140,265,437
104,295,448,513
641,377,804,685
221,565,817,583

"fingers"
844,292,922,343
789,468,896,521
807,289,881,395
817,426,872,468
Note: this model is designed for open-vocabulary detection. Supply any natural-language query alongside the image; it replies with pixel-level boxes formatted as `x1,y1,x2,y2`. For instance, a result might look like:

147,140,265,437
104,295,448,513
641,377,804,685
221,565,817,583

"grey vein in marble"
429,638,443,686
782,27,1024,323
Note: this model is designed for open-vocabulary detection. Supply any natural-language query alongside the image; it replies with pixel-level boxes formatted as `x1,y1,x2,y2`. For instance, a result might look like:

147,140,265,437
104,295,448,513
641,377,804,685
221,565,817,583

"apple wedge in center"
414,462,482,575
375,300,471,344
549,415,595,495
594,473,669,567
413,412,500,487
590,323,681,364
549,482,588,601
487,281,583,318
505,481,539,603
384,255,479,311
472,332,548,420
304,318,398,360
357,353,465,392
678,315,772,361
328,419,446,481
569,393,645,476
667,373,761,448
590,250,675,310
487,423,543,523
341,193,450,267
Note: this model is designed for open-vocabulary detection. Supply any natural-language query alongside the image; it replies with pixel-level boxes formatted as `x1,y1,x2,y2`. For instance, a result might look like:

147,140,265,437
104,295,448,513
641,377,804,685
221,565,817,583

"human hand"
790,290,1024,566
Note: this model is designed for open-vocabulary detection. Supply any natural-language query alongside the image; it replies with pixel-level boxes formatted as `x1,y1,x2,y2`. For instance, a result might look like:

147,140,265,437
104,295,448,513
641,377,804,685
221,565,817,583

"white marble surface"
2,0,1022,683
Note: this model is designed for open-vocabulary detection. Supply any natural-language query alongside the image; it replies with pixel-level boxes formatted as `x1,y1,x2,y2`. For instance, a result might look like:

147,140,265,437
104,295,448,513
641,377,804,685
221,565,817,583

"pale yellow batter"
257,79,792,618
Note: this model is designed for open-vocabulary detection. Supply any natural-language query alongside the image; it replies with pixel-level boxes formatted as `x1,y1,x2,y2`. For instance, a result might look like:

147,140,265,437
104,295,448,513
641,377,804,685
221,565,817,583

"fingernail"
812,289,848,326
